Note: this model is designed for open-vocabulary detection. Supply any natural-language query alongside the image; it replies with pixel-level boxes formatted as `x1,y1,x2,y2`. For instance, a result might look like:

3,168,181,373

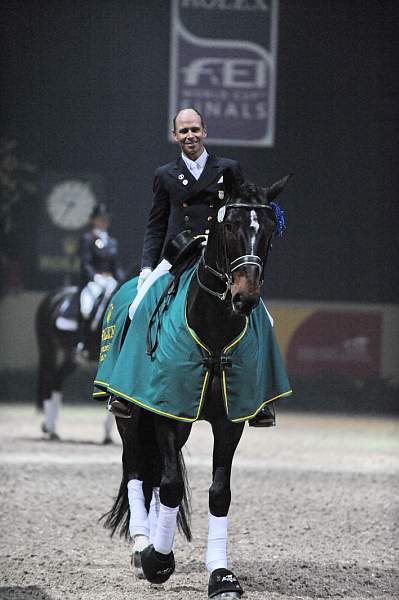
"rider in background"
75,203,124,362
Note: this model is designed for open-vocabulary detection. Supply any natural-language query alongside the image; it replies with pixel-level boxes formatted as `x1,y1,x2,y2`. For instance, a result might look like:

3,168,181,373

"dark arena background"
0,2,398,599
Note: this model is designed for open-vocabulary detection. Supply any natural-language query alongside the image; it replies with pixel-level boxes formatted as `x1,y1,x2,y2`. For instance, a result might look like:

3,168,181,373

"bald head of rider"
172,108,207,162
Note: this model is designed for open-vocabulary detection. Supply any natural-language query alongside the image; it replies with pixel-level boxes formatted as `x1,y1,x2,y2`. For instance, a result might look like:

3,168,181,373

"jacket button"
205,229,210,235
209,204,214,208
207,216,212,221
184,215,190,222
182,202,188,208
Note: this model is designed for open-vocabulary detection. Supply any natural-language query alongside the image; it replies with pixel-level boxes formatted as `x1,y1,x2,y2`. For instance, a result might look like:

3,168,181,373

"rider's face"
92,216,109,231
173,110,207,161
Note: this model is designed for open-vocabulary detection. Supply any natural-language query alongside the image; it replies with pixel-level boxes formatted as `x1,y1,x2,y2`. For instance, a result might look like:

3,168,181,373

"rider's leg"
77,281,102,357
128,259,171,320
152,416,191,555
206,418,245,574
248,299,276,427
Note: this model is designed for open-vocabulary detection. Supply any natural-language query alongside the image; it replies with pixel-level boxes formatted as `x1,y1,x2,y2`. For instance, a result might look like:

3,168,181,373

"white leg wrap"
43,391,62,434
206,513,228,574
127,479,150,538
43,399,55,434
148,487,160,544
153,502,179,555
133,534,150,552
51,391,62,427
103,412,114,438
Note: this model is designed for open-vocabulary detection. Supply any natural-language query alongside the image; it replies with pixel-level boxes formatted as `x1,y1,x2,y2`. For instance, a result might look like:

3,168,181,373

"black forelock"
233,181,268,205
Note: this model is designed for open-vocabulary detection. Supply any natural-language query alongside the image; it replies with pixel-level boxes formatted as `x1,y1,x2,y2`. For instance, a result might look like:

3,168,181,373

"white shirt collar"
93,228,109,242
181,148,208,173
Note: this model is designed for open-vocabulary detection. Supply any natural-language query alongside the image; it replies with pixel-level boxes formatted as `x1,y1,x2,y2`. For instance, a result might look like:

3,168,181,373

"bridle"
196,201,276,301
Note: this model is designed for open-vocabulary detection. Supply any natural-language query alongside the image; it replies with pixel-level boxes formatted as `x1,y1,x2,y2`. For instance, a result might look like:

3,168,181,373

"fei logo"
169,0,279,146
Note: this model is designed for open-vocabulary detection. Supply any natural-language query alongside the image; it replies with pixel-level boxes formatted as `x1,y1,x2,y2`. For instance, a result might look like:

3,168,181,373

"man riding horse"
115,107,274,426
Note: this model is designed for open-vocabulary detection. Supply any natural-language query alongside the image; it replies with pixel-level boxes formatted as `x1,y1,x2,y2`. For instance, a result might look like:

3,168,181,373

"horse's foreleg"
206,418,244,598
153,417,191,553
140,416,191,584
115,415,151,546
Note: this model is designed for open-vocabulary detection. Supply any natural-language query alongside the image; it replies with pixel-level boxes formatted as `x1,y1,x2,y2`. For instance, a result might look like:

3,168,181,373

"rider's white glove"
137,267,152,290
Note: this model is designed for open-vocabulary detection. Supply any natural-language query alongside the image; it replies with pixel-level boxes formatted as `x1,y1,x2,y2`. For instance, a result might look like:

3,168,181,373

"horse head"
202,170,291,316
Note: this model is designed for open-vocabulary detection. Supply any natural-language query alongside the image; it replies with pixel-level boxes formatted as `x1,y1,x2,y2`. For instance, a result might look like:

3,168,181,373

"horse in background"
35,285,114,442
99,172,292,598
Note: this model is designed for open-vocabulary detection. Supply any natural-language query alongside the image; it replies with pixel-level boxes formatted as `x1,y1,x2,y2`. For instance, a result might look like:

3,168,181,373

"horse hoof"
130,550,145,579
208,568,243,598
140,544,175,584
41,424,60,441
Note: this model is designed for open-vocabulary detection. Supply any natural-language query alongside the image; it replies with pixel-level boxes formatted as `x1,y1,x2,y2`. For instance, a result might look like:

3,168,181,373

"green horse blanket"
93,265,292,422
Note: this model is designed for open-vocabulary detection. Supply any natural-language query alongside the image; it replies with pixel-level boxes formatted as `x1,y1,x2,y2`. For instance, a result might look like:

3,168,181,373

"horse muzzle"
231,276,260,316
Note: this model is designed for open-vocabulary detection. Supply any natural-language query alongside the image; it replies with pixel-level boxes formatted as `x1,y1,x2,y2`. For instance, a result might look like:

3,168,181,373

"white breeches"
128,259,171,320
80,274,118,319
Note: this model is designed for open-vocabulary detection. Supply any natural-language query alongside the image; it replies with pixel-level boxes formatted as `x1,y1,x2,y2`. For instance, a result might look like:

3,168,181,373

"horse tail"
101,411,192,543
101,412,155,539
176,447,192,542
100,467,130,538
35,293,56,410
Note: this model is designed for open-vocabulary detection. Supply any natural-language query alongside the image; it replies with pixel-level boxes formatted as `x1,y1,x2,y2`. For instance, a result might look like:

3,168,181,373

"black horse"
36,286,115,442
102,173,291,598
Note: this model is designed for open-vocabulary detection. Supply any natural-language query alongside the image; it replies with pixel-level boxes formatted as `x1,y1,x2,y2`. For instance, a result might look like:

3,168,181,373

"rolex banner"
169,0,279,147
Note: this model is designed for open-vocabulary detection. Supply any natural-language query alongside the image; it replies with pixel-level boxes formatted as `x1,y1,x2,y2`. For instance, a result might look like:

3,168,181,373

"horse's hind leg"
114,411,159,577
42,350,75,439
207,418,245,598
42,391,63,440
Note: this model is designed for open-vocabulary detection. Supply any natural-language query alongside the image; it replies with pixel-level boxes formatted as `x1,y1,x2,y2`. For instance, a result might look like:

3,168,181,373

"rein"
196,202,275,302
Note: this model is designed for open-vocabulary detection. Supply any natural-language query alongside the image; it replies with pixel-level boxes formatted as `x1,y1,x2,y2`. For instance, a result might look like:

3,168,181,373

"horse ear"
223,167,240,199
266,173,293,201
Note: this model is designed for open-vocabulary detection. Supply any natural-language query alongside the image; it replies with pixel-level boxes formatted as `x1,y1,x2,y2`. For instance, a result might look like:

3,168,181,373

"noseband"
196,202,275,301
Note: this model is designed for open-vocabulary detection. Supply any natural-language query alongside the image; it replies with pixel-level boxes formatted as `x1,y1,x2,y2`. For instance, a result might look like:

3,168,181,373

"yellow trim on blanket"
94,379,109,388
184,301,212,355
230,390,293,422
222,318,248,353
93,391,108,397
107,372,209,423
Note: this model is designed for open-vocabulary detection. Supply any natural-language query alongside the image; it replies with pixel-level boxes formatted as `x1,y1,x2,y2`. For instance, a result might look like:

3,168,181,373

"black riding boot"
74,318,91,364
248,402,276,427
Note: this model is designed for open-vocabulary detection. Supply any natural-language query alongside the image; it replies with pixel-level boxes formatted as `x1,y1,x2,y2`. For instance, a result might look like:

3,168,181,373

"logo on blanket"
106,303,114,323
100,306,116,363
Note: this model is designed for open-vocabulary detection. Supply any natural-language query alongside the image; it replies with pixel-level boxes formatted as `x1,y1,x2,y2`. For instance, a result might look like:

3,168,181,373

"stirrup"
107,396,134,418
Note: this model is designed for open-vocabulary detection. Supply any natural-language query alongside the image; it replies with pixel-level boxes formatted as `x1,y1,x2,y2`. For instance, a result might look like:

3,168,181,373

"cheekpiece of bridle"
196,201,275,301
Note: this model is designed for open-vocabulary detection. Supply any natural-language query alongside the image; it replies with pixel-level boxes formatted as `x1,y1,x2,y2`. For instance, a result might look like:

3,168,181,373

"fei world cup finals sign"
169,0,279,147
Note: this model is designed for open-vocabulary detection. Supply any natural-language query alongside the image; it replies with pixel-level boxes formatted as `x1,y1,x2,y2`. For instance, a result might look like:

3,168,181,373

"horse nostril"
232,293,259,316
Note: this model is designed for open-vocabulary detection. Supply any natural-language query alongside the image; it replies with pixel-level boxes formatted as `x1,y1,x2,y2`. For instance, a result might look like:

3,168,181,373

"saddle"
146,231,204,356
52,286,104,332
